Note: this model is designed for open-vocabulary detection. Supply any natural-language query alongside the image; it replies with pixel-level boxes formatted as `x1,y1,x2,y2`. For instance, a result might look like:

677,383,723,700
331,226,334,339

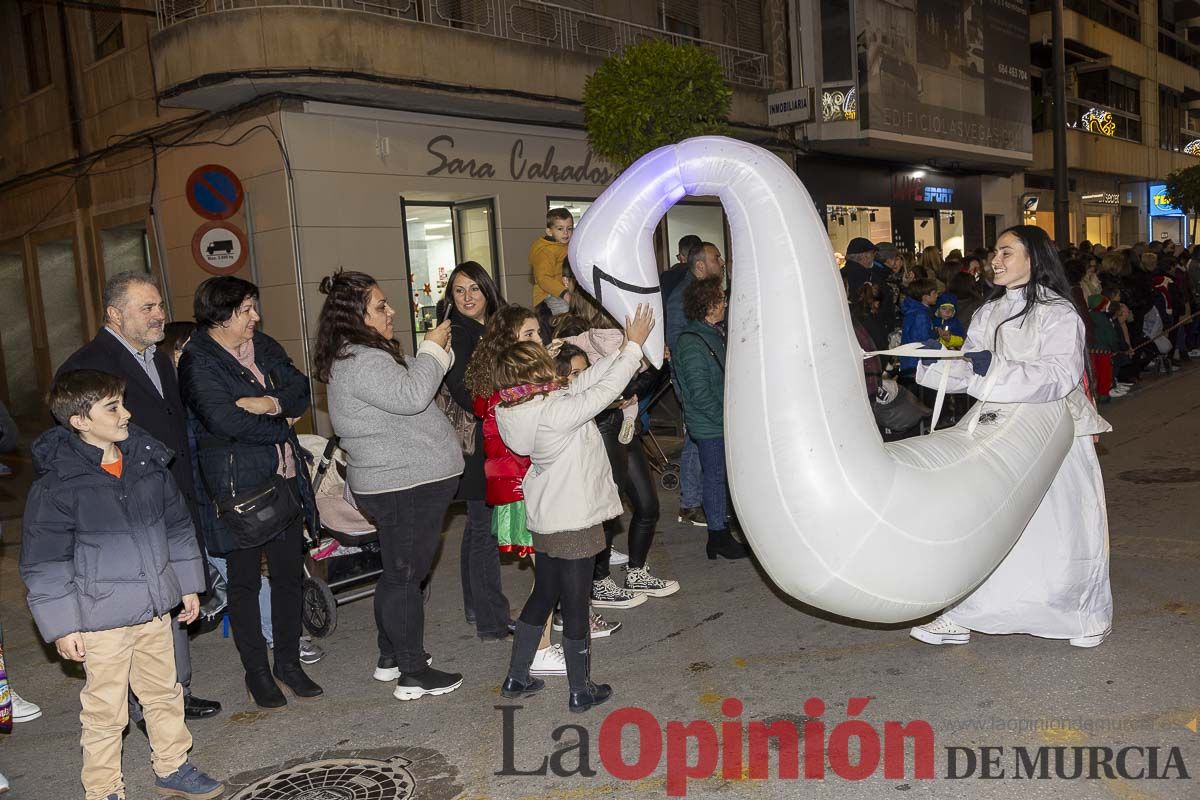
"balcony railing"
1029,0,1140,41
154,0,770,88
1158,25,1200,69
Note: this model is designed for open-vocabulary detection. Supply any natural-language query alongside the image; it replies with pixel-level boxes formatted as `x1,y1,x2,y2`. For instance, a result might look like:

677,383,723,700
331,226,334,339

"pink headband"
499,382,560,404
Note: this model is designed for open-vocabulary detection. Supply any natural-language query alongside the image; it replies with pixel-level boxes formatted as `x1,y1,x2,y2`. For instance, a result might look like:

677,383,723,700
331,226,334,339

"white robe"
917,287,1113,639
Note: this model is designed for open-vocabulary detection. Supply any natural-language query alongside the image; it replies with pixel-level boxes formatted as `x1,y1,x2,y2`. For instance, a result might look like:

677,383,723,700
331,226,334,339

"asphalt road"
1,365,1197,799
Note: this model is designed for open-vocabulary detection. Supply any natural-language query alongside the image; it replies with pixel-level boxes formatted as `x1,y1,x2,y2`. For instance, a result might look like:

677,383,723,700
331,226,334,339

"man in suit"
56,271,221,721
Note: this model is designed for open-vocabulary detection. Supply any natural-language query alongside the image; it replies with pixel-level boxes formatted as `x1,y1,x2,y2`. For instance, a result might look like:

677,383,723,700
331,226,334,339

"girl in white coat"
911,226,1113,648
495,305,654,712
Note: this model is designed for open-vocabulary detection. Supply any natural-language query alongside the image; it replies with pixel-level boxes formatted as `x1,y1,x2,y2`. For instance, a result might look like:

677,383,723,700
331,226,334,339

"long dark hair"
988,226,1092,384
314,269,405,383
443,261,503,322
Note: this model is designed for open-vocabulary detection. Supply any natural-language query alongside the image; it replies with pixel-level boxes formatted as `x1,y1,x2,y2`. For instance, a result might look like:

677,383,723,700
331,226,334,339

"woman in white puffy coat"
493,306,654,713
911,226,1113,648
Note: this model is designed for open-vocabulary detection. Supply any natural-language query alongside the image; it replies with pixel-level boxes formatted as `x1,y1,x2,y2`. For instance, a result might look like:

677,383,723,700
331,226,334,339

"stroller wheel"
302,576,337,638
660,471,680,491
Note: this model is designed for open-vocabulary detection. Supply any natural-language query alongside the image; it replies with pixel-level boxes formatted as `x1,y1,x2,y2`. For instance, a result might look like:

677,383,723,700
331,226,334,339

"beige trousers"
79,614,191,800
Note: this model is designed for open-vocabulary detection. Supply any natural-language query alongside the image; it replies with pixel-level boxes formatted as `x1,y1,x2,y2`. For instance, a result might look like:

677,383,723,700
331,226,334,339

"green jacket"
673,319,726,440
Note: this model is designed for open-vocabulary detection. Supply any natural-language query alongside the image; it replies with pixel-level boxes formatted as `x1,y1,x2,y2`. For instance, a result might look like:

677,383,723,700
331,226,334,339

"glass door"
402,198,501,350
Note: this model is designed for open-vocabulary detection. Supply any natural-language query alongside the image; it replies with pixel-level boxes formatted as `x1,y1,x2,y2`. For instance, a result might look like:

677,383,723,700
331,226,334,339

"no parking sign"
186,164,244,220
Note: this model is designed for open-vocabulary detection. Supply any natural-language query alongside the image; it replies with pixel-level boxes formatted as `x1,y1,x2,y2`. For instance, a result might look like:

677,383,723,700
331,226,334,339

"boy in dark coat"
19,370,223,800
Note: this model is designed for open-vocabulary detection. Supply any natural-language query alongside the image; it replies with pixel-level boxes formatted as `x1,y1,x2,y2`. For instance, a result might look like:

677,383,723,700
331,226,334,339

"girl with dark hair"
910,225,1113,649
317,269,466,701
440,262,513,642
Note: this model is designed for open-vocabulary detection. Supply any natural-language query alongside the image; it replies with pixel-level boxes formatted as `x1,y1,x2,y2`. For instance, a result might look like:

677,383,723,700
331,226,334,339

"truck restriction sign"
192,221,249,275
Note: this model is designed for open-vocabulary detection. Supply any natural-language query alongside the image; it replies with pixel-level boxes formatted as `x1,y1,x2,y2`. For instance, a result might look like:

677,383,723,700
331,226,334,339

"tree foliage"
1164,164,1200,216
582,40,732,170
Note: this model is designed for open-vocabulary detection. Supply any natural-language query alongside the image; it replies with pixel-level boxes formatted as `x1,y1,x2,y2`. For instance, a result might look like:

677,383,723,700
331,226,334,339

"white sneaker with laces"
609,548,629,567
591,577,648,609
1068,630,1109,648
10,691,42,723
910,616,971,645
1109,386,1129,398
625,566,680,598
530,644,567,676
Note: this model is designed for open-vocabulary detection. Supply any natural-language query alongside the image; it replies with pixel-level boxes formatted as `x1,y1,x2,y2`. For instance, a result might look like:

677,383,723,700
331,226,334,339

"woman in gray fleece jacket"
315,270,465,701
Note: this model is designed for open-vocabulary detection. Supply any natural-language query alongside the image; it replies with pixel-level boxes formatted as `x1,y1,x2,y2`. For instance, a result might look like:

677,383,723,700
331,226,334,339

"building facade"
1025,0,1200,246
0,0,787,430
792,0,1034,259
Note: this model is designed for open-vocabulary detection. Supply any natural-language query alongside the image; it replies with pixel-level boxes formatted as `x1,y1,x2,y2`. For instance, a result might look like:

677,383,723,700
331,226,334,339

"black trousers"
518,553,593,640
460,499,512,636
226,514,305,675
596,415,660,579
354,477,457,674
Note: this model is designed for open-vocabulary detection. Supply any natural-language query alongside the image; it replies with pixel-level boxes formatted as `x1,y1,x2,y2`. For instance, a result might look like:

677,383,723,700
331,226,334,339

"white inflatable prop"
570,137,1076,623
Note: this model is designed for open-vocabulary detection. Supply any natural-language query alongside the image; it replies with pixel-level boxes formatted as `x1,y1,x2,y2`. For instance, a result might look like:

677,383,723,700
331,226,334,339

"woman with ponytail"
316,270,465,701
910,225,1113,649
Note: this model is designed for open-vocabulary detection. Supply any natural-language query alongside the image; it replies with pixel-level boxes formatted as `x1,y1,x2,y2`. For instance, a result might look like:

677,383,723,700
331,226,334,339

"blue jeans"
695,437,727,533
679,431,703,509
208,554,272,644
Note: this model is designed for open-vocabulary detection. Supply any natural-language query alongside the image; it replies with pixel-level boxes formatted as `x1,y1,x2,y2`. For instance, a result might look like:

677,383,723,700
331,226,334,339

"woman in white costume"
910,225,1113,648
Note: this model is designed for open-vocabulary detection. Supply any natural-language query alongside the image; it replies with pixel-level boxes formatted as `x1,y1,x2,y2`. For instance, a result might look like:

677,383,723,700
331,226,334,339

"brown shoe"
677,506,707,527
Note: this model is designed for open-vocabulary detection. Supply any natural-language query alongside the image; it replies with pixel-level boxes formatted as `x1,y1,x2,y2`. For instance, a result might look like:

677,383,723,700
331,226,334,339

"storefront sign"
767,87,814,126
185,164,244,220
191,221,248,275
821,86,857,122
1149,184,1183,217
1081,192,1119,205
923,186,954,204
424,135,614,185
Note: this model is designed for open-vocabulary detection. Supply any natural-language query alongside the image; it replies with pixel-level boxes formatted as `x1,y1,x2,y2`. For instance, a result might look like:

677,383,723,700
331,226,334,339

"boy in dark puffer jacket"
20,370,222,800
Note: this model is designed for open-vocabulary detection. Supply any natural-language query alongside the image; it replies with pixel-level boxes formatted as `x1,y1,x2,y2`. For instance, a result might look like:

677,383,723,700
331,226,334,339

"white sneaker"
10,691,42,723
529,644,567,676
609,548,629,567
1109,386,1129,398
299,637,325,665
1189,349,1200,358
618,417,636,444
591,577,647,609
910,616,971,645
1069,630,1109,648
0,769,8,794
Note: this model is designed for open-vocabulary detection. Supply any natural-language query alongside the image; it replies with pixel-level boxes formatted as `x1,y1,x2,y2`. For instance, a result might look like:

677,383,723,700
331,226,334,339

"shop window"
1085,214,1114,247
100,223,151,279
90,6,124,60
826,205,892,261
19,2,52,93
547,198,593,224
35,238,85,374
666,203,729,265
939,210,964,258
0,246,39,419
403,199,501,346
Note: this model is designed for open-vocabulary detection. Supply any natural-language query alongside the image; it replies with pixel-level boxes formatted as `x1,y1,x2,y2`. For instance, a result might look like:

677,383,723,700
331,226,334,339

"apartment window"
19,2,52,93
1073,68,1141,142
723,0,764,52
91,7,124,60
1031,0,1138,40
820,0,853,83
663,0,701,38
1160,86,1184,151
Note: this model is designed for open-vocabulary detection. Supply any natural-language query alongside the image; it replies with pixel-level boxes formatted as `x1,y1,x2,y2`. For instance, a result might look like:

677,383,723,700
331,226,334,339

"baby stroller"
297,434,382,638
636,367,681,491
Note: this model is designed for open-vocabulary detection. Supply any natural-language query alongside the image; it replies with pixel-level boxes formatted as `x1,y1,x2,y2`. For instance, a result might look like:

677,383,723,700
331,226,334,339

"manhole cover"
231,756,415,800
1117,468,1200,485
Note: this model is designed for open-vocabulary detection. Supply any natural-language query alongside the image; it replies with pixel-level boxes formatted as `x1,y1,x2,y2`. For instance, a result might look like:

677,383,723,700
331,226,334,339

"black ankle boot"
246,669,286,709
273,663,324,699
706,528,748,560
501,620,546,698
562,636,611,713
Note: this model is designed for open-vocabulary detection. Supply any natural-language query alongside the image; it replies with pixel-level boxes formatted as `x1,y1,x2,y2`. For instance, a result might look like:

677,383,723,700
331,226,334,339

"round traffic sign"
191,221,249,275
186,164,244,220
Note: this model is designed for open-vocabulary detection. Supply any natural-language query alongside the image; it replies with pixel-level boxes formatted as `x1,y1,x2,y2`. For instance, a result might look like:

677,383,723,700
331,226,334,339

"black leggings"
596,414,660,578
519,553,593,640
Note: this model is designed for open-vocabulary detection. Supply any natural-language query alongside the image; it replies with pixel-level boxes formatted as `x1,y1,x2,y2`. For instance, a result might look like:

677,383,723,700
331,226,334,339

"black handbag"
213,452,301,549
